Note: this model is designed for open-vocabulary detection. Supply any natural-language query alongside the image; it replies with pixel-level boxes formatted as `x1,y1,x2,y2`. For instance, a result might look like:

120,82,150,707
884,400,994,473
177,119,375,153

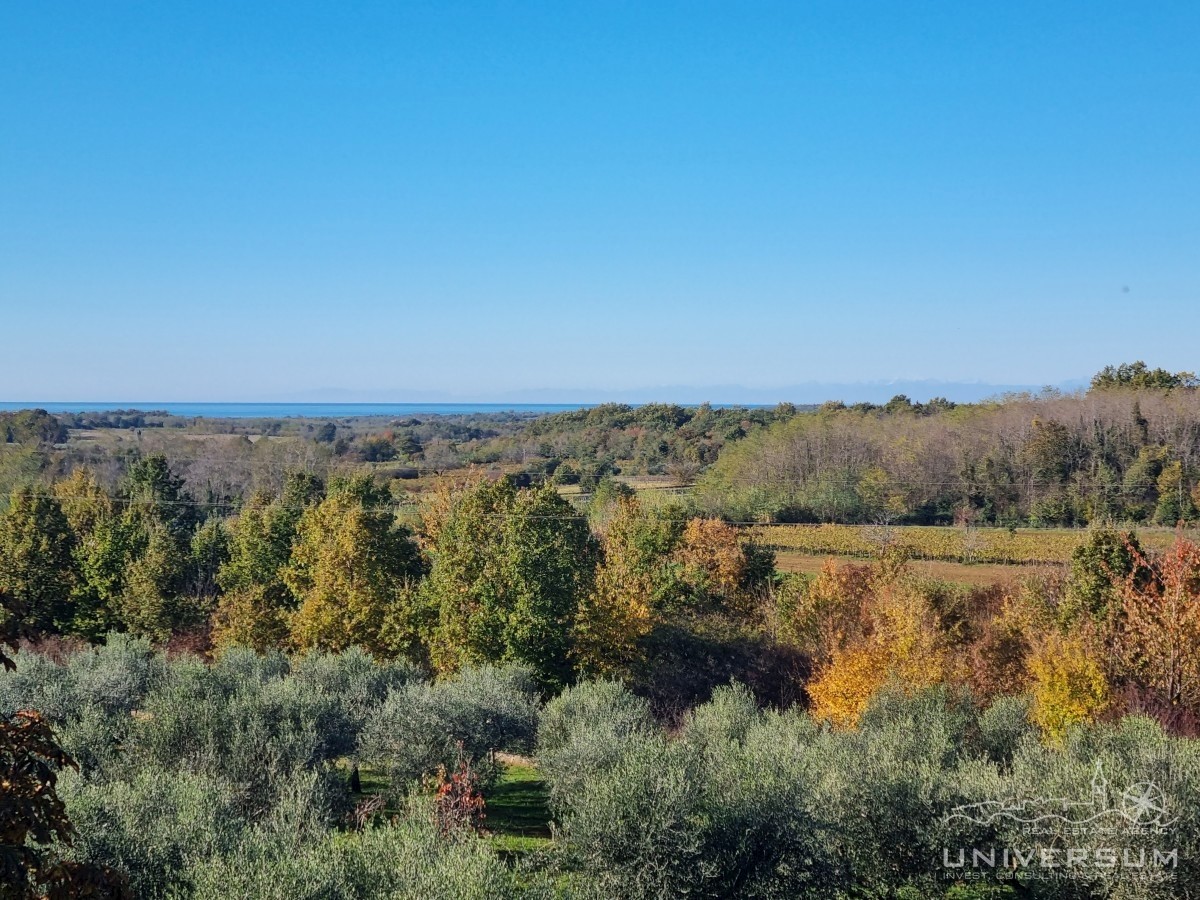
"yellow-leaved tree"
788,559,874,667
573,496,680,677
284,475,426,659
807,561,952,728
1027,633,1108,746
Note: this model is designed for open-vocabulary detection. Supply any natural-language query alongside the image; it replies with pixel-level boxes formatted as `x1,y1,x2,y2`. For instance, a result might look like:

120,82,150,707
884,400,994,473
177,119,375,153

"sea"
0,402,593,419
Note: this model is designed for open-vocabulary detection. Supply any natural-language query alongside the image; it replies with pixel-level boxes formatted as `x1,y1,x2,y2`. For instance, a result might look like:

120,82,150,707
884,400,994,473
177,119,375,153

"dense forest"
697,371,1200,527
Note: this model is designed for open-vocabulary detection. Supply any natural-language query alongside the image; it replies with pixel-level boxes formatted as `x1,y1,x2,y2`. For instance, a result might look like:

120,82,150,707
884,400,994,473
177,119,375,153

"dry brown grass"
773,550,1053,586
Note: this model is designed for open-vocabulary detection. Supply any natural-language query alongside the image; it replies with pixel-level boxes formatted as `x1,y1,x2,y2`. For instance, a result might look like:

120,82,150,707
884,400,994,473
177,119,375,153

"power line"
8,491,1198,533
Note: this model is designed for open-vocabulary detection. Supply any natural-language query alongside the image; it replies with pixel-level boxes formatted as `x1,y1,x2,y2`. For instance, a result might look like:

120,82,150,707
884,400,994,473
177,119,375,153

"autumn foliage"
1,590,127,899
805,556,952,728
797,532,1200,744
1111,536,1200,709
1027,633,1109,746
430,750,487,837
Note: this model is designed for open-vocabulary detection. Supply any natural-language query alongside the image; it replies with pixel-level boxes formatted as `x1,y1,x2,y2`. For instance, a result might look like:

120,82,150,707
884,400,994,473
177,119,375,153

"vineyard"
748,523,1194,565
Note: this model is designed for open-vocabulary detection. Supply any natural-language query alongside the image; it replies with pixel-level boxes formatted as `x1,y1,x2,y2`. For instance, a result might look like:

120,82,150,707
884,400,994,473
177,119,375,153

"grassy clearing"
484,759,553,856
351,759,554,858
355,764,390,800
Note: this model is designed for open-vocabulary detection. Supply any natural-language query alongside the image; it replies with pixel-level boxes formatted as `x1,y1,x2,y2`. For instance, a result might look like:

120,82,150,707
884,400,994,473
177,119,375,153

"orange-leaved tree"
1112,536,1200,710
673,517,774,616
806,559,952,728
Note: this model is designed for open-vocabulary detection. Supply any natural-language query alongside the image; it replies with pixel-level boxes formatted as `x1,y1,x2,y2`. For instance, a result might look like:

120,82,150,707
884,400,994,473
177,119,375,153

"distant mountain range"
271,379,1090,406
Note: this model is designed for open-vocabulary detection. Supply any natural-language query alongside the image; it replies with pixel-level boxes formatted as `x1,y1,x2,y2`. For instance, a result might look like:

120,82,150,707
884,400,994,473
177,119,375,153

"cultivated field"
771,551,1041,586
750,523,1193,565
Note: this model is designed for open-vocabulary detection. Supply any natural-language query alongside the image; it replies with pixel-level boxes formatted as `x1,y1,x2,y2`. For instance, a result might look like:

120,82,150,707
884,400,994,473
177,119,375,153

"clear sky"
2,1,1198,401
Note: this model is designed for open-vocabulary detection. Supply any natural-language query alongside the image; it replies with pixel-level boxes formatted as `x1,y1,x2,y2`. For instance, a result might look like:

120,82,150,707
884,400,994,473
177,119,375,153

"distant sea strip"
0,402,596,418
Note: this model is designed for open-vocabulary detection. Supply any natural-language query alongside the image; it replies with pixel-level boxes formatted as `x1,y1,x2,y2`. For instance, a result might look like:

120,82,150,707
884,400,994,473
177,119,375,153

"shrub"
973,694,1036,767
290,647,419,756
550,688,847,898
359,665,540,792
554,734,706,899
65,632,160,715
187,799,541,900
537,679,653,816
681,681,759,749
0,647,76,719
58,768,242,899
538,679,652,757
126,661,339,816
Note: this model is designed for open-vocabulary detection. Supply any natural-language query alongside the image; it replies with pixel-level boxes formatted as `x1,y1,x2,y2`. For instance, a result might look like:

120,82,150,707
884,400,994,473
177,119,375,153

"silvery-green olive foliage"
7,638,1200,900
537,678,653,816
544,682,1200,900
358,663,540,790
0,643,548,900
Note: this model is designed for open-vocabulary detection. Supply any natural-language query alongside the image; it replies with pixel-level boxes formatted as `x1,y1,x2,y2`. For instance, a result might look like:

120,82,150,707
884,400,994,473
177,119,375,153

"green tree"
283,475,425,657
0,487,77,635
1155,459,1198,524
1063,529,1149,625
358,435,397,462
186,518,229,602
122,453,197,538
213,496,295,650
0,408,68,445
71,516,135,640
118,521,193,640
1122,445,1169,521
52,467,111,538
1090,361,1199,391
213,474,324,651
50,468,126,638
426,480,596,688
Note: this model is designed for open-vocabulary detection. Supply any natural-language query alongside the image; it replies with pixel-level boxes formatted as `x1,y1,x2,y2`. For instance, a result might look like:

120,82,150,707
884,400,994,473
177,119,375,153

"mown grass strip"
484,761,553,856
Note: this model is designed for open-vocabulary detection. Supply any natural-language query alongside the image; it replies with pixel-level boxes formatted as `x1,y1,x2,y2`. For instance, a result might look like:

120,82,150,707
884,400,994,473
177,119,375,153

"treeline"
0,458,778,703
10,448,1200,734
698,381,1200,526
1,402,792,509
1,408,68,444
473,402,801,482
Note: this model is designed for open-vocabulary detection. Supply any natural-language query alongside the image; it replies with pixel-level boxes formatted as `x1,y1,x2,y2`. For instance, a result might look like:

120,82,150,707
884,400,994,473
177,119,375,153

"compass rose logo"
1120,781,1171,825
946,761,1177,829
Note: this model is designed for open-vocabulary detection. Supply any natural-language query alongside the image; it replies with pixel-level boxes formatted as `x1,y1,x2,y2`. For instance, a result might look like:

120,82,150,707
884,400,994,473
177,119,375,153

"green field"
484,759,553,855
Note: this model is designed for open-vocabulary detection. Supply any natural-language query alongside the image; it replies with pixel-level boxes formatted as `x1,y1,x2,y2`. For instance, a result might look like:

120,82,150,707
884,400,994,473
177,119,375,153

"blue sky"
2,1,1198,402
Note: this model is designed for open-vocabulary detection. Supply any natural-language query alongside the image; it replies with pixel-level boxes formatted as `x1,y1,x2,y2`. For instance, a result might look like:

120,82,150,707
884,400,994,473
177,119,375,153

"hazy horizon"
1,375,1092,409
